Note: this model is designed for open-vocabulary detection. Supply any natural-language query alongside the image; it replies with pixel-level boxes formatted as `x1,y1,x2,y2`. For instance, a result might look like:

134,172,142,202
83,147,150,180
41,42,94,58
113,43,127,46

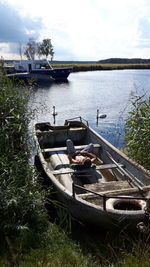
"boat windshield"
35,62,52,70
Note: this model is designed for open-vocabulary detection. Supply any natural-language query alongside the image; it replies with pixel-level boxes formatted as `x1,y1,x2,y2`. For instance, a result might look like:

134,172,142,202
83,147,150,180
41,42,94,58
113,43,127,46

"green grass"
1,219,149,267
52,63,150,72
4,223,95,267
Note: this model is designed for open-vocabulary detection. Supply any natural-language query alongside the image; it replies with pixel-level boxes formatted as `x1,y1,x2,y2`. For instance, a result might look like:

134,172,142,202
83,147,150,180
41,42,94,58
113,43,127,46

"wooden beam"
43,144,101,153
78,185,150,199
52,163,124,175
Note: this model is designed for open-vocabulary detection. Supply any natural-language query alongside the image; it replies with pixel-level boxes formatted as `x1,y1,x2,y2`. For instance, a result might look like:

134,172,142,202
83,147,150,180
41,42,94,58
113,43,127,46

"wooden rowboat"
33,117,150,231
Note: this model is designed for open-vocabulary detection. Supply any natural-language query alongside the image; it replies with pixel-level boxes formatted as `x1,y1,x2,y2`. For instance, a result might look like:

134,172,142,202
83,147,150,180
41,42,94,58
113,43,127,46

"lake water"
29,69,150,148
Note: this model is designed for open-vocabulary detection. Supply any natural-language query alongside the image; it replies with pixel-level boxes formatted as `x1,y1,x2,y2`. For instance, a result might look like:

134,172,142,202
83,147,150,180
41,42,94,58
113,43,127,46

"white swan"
97,109,107,119
52,106,58,116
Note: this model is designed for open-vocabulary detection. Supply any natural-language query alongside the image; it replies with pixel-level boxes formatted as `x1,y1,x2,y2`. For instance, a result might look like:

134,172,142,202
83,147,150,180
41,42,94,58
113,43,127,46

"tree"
38,38,54,60
24,38,54,60
24,39,38,60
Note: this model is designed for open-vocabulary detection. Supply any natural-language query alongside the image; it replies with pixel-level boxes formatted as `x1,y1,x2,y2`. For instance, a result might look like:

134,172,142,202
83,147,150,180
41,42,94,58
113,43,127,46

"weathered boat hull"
46,180,147,230
31,67,72,81
33,118,150,230
6,72,54,82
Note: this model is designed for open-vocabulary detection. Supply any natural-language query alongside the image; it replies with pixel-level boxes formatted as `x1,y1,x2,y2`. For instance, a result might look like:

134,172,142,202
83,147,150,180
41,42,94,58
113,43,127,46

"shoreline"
51,63,150,72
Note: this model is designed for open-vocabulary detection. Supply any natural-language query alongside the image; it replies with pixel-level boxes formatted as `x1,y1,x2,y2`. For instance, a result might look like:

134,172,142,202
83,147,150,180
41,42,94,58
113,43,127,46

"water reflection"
29,69,150,148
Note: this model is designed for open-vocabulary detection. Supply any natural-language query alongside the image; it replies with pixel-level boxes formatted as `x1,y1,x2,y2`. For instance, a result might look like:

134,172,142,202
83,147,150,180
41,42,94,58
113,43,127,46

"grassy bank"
1,221,149,267
52,63,150,72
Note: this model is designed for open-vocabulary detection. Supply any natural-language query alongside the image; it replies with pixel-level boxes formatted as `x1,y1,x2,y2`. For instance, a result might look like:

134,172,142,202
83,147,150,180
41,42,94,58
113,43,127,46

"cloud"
0,1,43,43
0,1,44,58
47,0,149,60
1,0,150,60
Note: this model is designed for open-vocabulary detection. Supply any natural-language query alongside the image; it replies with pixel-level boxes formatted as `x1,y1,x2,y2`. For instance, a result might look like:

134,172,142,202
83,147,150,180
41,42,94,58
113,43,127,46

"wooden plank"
43,144,101,153
84,181,130,192
52,163,124,175
96,163,124,170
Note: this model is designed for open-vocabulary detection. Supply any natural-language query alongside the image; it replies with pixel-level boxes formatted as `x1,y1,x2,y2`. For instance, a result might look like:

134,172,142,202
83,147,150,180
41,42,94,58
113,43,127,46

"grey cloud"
0,2,43,44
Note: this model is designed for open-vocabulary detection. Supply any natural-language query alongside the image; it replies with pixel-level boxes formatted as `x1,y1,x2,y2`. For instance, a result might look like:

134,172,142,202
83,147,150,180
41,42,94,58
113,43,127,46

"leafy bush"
125,95,150,170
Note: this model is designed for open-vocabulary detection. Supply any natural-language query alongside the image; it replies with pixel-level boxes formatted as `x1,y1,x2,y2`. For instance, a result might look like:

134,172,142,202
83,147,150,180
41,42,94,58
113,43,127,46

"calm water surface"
29,69,150,148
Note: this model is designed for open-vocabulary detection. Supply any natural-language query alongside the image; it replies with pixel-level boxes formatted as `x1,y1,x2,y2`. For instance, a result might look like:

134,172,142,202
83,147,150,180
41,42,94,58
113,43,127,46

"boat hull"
34,118,150,231
6,72,54,82
31,67,72,81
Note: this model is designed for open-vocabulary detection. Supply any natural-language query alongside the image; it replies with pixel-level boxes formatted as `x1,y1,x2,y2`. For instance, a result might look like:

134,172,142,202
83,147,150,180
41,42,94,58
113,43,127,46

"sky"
0,0,150,61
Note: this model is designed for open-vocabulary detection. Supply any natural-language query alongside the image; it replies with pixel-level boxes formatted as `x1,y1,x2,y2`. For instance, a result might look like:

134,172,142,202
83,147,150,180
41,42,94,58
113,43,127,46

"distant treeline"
98,58,150,64
52,58,150,64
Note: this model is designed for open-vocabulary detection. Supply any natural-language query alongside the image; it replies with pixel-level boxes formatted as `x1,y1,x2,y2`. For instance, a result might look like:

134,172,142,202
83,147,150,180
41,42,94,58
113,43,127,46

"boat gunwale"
86,123,150,179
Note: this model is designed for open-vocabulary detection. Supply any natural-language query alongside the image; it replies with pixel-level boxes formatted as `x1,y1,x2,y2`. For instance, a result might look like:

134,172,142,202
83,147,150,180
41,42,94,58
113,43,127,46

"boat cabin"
11,59,53,73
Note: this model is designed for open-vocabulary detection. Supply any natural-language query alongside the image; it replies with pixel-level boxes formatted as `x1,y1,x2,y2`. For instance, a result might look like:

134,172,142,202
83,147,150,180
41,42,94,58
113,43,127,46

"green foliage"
0,75,49,252
14,224,94,267
119,240,150,267
24,38,54,60
38,38,54,60
125,95,150,170
7,223,150,267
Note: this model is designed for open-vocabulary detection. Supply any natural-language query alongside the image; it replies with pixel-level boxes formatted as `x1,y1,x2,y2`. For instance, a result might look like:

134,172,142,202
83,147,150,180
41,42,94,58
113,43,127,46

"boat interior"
35,120,150,209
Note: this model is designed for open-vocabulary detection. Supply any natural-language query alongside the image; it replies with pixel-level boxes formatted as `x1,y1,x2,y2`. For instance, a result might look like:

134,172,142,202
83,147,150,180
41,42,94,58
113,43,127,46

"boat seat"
52,163,124,175
69,127,86,131
49,151,83,192
43,143,101,155
38,127,87,148
68,127,87,142
52,163,124,188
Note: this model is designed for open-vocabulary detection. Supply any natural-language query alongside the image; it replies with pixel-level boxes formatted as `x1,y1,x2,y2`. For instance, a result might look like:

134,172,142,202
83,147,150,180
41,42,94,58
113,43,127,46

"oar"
105,151,145,190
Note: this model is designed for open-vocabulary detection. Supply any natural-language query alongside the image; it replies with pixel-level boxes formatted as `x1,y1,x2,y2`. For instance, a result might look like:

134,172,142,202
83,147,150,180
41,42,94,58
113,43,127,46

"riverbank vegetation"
0,76,49,265
52,63,150,72
125,95,150,170
0,74,150,266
